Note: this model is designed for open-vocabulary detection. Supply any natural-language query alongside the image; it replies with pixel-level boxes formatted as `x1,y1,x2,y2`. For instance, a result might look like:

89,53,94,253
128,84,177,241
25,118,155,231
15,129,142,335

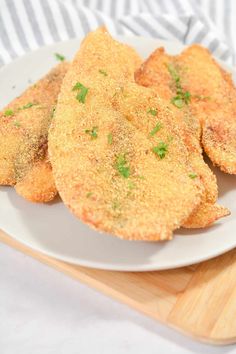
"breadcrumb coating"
175,45,236,174
135,47,230,228
0,62,69,202
49,28,204,241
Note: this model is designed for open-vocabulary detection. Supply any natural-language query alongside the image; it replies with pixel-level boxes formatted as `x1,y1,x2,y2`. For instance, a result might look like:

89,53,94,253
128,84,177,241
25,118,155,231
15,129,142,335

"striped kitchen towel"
0,0,235,67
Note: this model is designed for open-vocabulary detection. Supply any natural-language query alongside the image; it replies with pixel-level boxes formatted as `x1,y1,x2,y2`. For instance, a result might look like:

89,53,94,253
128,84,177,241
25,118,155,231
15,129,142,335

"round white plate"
0,36,235,271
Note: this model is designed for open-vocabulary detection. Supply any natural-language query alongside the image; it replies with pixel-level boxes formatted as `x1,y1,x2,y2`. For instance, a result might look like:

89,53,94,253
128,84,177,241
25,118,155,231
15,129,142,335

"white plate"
0,36,235,271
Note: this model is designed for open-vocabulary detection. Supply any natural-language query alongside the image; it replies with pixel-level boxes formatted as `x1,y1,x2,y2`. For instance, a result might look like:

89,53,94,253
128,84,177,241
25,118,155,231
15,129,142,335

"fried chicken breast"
135,47,229,228
179,44,236,175
0,62,69,202
49,28,204,241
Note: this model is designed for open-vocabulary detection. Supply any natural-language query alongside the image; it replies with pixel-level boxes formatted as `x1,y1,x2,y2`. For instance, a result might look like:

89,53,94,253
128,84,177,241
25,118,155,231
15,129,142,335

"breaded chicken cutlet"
179,45,236,174
49,28,204,241
137,45,236,174
0,62,69,202
135,47,229,228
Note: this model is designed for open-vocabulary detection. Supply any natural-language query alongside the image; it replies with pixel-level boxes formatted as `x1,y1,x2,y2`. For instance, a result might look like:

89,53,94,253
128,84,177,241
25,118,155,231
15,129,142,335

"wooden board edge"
1,230,235,346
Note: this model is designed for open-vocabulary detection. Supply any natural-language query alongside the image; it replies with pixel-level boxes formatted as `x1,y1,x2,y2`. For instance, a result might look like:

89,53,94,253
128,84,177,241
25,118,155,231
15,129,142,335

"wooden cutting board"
1,229,236,345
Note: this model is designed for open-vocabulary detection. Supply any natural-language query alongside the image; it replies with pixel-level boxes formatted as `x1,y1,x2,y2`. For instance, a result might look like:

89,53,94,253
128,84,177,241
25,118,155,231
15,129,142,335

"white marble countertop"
1,243,236,354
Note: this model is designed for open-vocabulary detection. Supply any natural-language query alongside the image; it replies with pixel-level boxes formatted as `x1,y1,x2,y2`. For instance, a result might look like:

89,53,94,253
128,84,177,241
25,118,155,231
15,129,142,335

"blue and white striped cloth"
0,0,235,67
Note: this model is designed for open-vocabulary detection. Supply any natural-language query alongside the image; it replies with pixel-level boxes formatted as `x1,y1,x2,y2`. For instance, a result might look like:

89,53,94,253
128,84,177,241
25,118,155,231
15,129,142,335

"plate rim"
1,226,236,272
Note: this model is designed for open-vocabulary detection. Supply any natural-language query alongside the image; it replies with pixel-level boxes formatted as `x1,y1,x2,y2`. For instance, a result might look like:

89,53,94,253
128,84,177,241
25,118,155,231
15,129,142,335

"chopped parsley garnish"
183,91,191,103
54,53,65,61
85,126,98,139
72,82,89,103
86,192,93,198
13,120,21,127
167,63,180,83
20,102,37,110
99,69,108,76
167,63,191,108
189,173,197,179
115,154,130,178
171,96,184,108
171,91,191,108
4,103,37,117
149,122,162,136
152,142,168,159
107,133,113,144
4,109,14,116
147,108,157,116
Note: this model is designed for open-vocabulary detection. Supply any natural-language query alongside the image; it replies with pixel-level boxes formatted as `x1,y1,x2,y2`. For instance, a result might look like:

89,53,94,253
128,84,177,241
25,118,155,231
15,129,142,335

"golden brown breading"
0,62,69,202
49,28,204,241
14,155,57,203
135,47,229,228
174,44,236,174
183,202,229,228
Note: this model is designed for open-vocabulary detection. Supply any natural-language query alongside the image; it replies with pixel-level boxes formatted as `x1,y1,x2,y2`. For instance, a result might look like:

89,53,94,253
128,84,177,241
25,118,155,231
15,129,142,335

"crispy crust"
183,202,230,229
177,44,236,174
0,62,69,202
135,47,230,228
202,117,236,174
14,156,57,203
49,28,203,241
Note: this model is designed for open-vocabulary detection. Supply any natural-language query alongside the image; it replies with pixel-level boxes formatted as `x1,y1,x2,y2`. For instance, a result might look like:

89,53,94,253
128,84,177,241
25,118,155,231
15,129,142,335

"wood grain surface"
1,230,235,345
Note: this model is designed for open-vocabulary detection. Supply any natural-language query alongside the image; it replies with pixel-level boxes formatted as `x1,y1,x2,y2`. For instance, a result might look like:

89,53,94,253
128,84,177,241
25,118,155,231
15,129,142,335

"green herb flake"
54,53,65,62
167,63,191,108
147,108,157,116
189,173,197,179
85,126,98,139
149,122,162,136
115,154,130,178
152,142,168,159
20,102,37,110
183,91,191,104
72,82,89,103
86,192,93,198
167,63,180,83
171,96,184,108
4,109,14,116
107,133,113,145
99,69,108,76
13,120,21,127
